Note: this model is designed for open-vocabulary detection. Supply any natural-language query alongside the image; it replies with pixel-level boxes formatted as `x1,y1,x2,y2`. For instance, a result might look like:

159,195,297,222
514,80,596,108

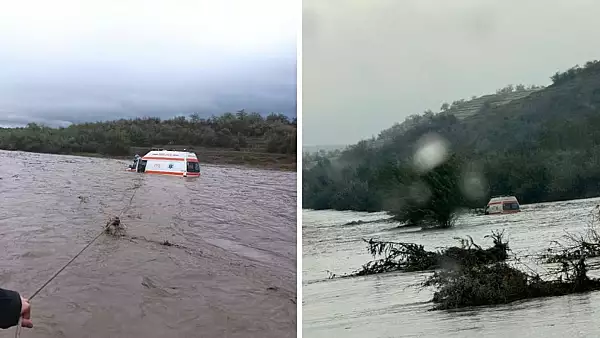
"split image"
4,0,600,337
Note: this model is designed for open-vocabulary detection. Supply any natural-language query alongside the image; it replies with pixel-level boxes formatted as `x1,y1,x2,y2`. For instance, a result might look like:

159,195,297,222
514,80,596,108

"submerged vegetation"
304,60,600,226
378,154,471,228
424,259,600,310
345,231,508,276
331,210,600,310
0,111,297,168
542,208,600,263
425,220,600,310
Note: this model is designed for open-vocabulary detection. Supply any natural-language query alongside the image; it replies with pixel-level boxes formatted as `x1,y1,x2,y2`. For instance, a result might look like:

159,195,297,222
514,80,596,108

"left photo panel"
0,0,298,337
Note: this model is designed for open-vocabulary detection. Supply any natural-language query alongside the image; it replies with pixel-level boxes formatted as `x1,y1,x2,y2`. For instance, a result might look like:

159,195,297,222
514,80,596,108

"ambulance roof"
142,150,197,159
488,196,519,204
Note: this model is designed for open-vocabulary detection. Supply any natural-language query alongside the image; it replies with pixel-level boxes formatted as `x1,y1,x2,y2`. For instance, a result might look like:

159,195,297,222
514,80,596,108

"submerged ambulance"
484,195,520,215
127,149,200,177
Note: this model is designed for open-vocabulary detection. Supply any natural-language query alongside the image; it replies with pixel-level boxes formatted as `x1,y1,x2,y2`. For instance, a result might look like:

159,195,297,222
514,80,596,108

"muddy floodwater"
303,198,600,338
0,150,296,338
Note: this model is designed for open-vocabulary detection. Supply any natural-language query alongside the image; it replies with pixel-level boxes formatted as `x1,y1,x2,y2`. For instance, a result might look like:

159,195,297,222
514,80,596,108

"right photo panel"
302,0,600,337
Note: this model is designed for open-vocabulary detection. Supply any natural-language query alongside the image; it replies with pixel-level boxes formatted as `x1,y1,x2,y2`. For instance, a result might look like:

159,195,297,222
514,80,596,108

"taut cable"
14,178,142,337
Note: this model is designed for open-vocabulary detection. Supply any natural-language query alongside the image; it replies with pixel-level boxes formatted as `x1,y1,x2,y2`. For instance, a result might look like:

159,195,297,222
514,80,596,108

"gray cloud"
0,0,296,127
303,0,600,146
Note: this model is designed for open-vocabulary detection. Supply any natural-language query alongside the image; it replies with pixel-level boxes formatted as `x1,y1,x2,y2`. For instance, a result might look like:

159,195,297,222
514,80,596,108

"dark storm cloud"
0,0,297,127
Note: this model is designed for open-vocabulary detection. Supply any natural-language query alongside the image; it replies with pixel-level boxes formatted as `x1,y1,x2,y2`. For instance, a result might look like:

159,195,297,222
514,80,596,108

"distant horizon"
0,109,297,129
0,0,297,128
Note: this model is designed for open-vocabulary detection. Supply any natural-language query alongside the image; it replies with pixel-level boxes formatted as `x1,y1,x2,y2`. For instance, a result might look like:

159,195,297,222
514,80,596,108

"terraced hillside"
447,88,541,120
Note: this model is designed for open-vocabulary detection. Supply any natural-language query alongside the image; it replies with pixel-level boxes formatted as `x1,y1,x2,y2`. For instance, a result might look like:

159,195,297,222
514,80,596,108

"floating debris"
420,207,600,309
422,255,600,310
542,212,600,263
342,217,396,226
336,230,508,277
104,216,126,236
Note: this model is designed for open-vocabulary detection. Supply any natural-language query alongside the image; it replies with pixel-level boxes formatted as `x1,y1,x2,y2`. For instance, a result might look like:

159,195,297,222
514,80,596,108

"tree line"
303,59,600,227
0,111,297,156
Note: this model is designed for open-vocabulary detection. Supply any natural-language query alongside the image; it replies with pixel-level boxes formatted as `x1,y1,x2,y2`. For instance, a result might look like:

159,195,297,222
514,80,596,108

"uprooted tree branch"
421,252,600,310
541,208,600,263
330,208,600,310
421,211,600,310
331,230,509,278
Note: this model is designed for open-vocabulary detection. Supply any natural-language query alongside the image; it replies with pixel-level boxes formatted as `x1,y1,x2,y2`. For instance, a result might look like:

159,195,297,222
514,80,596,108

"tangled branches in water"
423,209,600,310
343,230,509,277
541,208,600,263
326,206,600,309
423,254,600,310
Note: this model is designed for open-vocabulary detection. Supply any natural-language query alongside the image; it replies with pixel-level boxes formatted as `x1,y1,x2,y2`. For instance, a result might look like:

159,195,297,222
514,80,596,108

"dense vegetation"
344,231,508,277
303,60,600,223
330,224,600,310
0,111,297,157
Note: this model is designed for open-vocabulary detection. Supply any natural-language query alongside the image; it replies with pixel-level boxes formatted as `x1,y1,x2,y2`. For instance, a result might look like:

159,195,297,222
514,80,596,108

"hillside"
445,87,541,120
303,60,600,211
302,144,347,154
0,111,297,170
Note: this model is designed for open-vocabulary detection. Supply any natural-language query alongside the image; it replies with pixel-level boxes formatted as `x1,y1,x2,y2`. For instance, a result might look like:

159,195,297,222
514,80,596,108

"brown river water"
0,150,296,338
303,199,600,338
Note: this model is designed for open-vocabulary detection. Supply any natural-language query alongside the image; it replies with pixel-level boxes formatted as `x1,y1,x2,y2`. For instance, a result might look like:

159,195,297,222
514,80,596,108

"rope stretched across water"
15,179,142,337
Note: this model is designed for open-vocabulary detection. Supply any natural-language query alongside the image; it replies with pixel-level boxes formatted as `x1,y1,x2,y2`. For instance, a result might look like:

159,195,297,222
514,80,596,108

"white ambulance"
126,149,200,178
484,195,520,215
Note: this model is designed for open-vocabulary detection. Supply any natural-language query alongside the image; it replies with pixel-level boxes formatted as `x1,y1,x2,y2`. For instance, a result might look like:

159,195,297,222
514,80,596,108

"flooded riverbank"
0,150,296,338
303,198,600,337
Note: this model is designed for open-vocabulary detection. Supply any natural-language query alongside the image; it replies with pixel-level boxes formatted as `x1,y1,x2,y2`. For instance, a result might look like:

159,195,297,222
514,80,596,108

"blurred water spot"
413,133,449,173
461,169,488,202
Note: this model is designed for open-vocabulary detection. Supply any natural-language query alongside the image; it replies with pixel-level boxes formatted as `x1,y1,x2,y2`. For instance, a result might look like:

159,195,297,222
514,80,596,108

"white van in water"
485,196,520,215
126,149,200,177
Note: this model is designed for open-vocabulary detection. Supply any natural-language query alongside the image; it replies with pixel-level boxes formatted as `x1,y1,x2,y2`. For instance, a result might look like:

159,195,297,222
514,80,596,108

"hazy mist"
303,0,600,146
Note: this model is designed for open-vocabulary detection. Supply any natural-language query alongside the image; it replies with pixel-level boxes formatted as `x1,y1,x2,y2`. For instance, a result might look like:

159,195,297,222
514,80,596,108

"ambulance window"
187,162,200,173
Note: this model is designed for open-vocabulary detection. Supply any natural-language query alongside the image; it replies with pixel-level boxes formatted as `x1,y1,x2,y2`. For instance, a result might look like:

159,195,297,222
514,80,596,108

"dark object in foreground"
422,212,600,310
0,288,21,329
423,255,600,310
345,231,508,277
333,217,600,309
104,216,126,236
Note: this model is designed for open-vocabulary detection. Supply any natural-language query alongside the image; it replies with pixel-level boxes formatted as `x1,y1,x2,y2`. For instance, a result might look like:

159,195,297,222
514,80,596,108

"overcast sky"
303,0,600,146
0,0,297,127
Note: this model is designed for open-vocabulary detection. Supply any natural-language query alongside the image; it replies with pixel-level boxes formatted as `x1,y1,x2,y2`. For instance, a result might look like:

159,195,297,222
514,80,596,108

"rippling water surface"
303,198,600,338
0,150,296,338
